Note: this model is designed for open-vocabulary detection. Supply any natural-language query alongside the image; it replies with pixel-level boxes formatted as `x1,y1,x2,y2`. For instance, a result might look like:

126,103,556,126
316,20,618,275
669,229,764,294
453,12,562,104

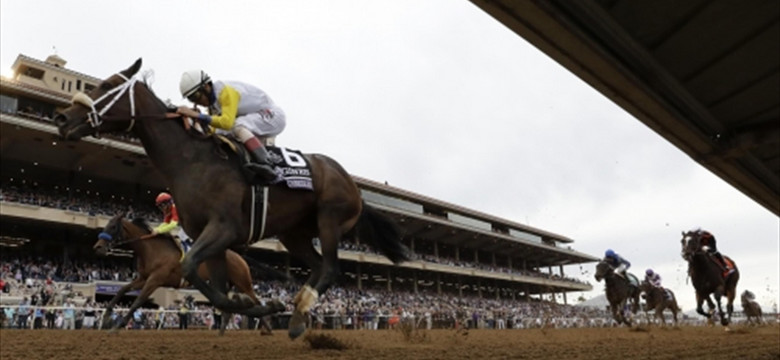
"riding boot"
245,146,278,183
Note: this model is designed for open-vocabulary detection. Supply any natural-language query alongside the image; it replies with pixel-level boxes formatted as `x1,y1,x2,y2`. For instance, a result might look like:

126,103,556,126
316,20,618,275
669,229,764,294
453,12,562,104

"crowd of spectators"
3,185,586,286
1,185,160,222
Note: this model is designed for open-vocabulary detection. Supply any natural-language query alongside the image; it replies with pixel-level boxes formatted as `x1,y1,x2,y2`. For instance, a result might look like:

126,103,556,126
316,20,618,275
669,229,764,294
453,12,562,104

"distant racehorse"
680,230,739,326
740,290,762,325
55,59,410,339
594,260,641,326
639,280,680,326
94,212,276,335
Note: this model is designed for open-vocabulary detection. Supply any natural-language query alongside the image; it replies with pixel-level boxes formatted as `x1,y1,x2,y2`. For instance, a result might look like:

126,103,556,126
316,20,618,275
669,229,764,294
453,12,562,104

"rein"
72,73,138,131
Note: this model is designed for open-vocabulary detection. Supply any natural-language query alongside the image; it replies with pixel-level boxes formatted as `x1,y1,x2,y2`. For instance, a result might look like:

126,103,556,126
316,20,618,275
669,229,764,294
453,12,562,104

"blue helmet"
646,269,654,276
605,249,616,258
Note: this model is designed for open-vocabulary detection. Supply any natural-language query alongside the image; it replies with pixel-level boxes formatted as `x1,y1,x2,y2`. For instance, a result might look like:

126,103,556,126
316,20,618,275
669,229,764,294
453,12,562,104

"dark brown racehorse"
95,212,272,335
680,230,739,326
639,280,680,326
55,59,410,339
594,260,640,326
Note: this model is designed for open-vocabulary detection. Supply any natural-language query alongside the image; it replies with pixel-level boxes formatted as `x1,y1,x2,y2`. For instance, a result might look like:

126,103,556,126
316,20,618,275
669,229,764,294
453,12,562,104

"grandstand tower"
0,54,597,307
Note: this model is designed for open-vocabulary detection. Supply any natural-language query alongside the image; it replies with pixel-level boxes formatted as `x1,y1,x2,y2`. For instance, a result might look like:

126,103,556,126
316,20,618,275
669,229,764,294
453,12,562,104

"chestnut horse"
55,59,410,339
95,212,274,335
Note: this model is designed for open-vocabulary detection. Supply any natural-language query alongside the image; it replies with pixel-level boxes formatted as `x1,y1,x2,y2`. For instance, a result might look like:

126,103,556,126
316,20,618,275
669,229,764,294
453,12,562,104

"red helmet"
155,192,173,205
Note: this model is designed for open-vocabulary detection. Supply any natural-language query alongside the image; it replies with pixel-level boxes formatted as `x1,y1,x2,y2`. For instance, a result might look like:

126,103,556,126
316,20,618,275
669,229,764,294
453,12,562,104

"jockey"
604,249,631,278
152,192,193,253
176,70,285,183
695,228,728,269
645,269,662,288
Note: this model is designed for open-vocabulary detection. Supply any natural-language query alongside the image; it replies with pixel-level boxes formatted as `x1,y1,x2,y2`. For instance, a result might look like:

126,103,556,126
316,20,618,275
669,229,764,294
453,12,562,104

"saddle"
707,252,736,279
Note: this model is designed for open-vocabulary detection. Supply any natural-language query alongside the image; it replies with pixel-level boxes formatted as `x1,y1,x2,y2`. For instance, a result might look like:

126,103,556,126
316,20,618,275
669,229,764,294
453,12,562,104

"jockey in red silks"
694,228,731,273
152,192,192,254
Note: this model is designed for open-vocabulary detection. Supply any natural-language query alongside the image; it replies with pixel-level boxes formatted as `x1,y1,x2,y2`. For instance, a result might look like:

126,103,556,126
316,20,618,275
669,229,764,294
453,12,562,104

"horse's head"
594,260,613,282
680,230,701,261
55,59,143,140
94,212,127,256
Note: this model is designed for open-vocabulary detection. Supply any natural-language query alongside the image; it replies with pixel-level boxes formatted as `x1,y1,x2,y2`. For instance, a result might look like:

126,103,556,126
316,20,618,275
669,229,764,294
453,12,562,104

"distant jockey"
604,249,630,278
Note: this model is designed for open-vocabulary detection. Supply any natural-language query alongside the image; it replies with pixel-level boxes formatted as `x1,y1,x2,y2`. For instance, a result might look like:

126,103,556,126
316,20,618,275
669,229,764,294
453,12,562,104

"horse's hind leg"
280,232,323,339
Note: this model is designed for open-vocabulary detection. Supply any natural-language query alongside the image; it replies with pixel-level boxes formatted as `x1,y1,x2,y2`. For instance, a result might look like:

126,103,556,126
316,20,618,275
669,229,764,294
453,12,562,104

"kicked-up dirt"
1,325,778,360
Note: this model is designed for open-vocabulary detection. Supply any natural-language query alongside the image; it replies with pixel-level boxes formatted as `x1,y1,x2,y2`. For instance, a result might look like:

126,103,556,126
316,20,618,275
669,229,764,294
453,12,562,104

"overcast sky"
2,0,777,312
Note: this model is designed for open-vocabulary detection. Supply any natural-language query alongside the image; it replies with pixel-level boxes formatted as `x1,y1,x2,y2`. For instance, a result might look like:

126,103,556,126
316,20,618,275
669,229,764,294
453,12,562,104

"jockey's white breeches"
217,107,286,139
615,264,628,274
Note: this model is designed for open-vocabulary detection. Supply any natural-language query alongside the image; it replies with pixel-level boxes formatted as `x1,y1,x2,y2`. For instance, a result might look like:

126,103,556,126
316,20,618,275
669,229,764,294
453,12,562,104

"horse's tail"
241,254,295,283
357,202,410,264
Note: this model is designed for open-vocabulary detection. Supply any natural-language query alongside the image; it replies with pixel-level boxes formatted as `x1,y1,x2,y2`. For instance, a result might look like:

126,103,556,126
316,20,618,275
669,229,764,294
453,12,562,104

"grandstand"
0,53,597,317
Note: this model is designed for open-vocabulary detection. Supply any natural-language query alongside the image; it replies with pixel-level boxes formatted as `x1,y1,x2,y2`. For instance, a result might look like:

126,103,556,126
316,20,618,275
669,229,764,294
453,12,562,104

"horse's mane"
131,217,153,233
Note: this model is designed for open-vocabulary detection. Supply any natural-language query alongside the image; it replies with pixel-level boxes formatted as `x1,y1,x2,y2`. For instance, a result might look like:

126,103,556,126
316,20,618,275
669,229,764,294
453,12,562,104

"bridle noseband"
71,73,138,133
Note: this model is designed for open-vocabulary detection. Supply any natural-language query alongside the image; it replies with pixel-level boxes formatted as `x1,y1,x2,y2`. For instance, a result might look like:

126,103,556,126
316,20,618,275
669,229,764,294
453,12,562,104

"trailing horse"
94,212,277,335
594,260,641,326
680,230,739,326
55,59,410,339
740,290,762,325
639,280,680,326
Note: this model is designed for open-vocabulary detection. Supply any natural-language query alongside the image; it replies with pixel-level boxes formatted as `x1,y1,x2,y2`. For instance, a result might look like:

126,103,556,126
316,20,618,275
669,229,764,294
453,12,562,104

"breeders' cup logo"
267,150,284,165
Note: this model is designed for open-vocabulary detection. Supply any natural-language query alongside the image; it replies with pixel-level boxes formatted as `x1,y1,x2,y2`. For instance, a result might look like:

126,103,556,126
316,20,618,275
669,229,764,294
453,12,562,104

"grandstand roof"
470,0,780,216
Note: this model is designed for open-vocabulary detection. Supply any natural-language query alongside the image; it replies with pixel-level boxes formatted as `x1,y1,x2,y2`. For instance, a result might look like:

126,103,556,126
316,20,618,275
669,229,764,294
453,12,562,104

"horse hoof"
232,293,255,309
288,311,307,340
269,299,286,313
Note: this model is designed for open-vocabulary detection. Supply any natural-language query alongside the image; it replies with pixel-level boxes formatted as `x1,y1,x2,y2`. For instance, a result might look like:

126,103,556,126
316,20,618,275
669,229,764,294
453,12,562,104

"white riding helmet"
179,70,211,98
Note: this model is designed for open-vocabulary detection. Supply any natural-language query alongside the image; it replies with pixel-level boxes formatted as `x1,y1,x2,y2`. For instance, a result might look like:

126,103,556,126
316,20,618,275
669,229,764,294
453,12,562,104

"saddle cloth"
213,134,314,191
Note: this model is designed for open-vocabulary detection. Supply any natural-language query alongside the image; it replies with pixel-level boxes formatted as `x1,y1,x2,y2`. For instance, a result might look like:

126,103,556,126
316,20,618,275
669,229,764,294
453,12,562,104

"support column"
434,241,439,258
410,238,415,253
357,263,362,290
492,253,497,267
413,272,418,294
455,247,459,262
477,279,482,298
436,273,442,295
563,292,568,305
387,268,392,292
458,276,463,298
285,254,291,278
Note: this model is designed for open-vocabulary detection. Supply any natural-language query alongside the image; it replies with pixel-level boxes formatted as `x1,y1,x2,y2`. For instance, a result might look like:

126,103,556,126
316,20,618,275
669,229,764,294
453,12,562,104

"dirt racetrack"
1,325,778,360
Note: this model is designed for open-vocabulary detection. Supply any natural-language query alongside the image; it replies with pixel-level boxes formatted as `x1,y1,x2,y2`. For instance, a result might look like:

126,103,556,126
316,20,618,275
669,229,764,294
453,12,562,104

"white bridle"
71,73,138,132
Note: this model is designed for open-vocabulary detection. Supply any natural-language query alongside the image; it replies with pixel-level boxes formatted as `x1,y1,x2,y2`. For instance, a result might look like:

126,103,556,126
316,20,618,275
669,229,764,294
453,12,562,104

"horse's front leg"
713,291,728,326
103,277,144,329
655,305,666,326
181,224,245,312
113,275,163,332
695,292,711,318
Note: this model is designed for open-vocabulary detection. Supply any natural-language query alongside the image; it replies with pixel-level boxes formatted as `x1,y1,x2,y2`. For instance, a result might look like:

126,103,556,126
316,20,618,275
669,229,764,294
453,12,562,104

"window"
68,81,72,92
76,80,81,90
84,83,95,92
20,66,44,80
0,94,18,114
